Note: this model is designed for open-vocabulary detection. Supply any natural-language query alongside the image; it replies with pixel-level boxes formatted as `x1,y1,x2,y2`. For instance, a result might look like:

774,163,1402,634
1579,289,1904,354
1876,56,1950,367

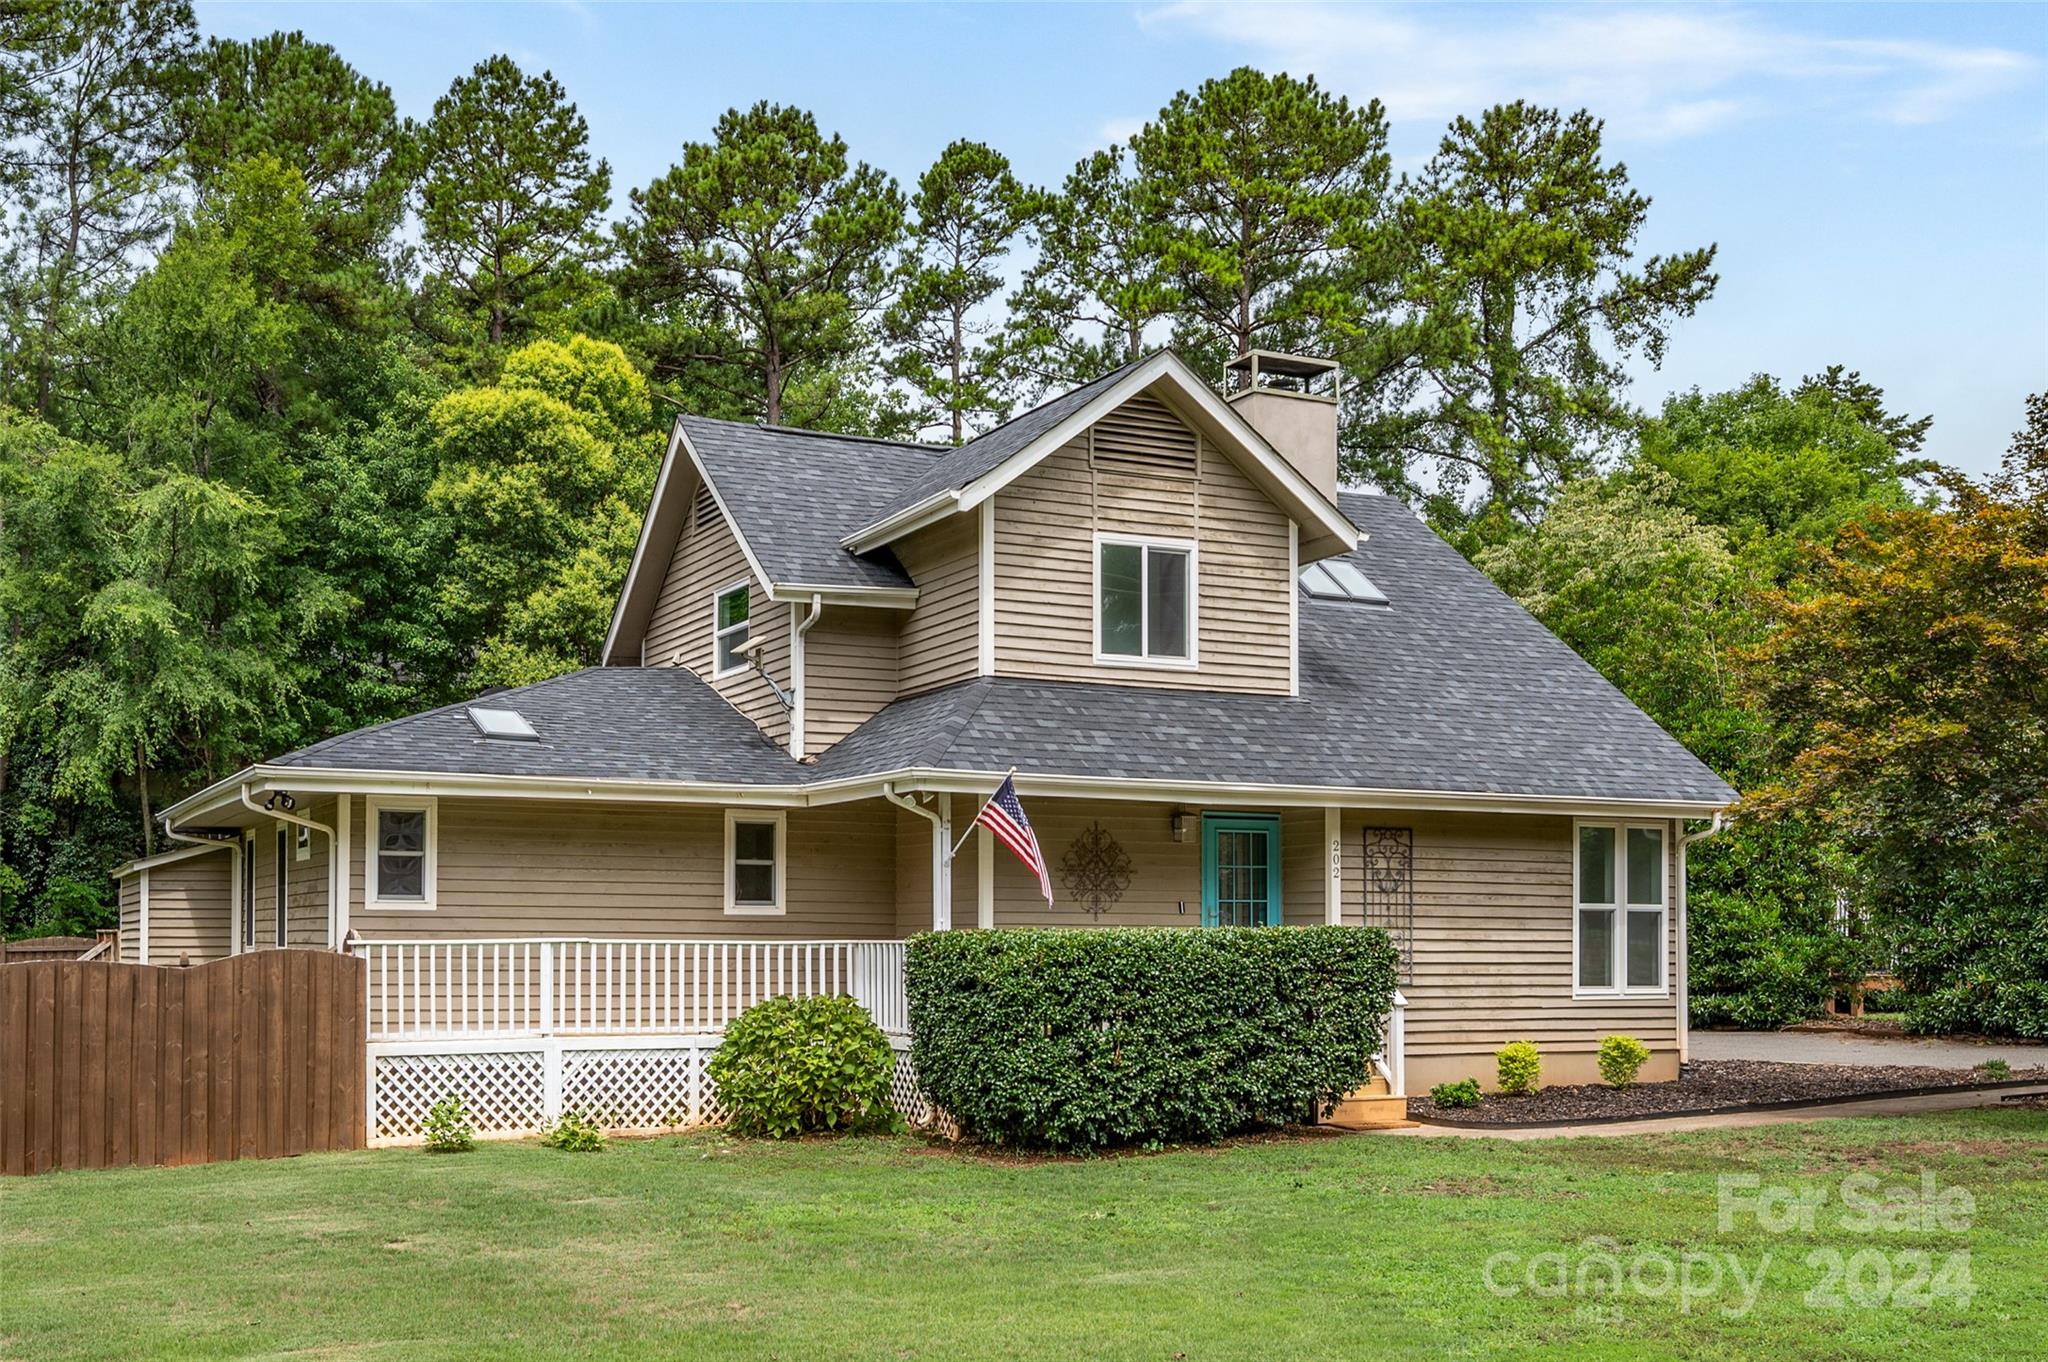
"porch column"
1325,808,1344,925
932,794,953,931
977,827,994,929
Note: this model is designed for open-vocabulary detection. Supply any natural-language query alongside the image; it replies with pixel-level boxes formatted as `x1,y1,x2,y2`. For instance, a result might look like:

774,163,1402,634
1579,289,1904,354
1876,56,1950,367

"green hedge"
905,926,1399,1151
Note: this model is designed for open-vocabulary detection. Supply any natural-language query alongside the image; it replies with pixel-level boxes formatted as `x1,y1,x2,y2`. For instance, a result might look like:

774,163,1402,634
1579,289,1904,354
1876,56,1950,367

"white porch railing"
1372,989,1408,1097
352,938,909,1042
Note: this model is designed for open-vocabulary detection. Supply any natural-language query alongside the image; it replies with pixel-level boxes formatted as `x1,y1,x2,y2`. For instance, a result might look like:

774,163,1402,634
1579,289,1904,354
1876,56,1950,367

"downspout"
788,594,823,759
1675,810,1728,1066
239,784,335,950
883,783,952,931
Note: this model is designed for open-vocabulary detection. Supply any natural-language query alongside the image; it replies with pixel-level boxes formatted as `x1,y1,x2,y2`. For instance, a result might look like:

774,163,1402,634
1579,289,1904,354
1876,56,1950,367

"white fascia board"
840,491,960,555
166,760,1734,828
601,418,688,665
110,840,233,879
953,352,1179,512
765,584,920,609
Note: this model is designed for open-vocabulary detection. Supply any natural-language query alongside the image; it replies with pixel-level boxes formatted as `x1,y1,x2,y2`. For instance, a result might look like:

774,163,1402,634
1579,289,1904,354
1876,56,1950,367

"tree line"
2,2,2040,1037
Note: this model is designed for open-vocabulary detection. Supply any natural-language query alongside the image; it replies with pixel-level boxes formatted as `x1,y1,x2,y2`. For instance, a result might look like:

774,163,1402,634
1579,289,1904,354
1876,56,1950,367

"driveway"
1692,1028,2048,1070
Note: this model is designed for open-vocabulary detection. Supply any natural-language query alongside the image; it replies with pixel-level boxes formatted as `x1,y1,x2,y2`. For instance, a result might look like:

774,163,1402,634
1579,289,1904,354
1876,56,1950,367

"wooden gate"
0,950,365,1175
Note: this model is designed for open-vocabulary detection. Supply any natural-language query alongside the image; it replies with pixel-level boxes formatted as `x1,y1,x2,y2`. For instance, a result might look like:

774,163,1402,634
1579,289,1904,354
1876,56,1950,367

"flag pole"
950,767,1017,858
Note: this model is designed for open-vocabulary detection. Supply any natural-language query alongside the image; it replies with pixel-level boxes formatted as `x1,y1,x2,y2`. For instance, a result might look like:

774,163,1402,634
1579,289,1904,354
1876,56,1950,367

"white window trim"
724,809,787,916
1571,818,1668,999
710,579,752,679
366,795,438,910
295,823,311,862
1091,531,1199,670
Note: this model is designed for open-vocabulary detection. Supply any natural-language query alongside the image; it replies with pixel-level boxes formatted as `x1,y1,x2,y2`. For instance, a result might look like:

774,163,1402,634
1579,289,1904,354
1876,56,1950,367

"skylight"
1300,559,1390,606
466,706,539,741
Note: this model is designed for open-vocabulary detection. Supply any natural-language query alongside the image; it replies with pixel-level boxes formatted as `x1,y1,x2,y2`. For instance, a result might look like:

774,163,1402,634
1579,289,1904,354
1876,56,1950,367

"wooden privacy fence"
0,950,365,1176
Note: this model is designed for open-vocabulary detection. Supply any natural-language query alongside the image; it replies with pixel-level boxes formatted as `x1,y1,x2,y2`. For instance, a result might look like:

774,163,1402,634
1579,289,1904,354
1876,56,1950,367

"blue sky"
195,2,2047,477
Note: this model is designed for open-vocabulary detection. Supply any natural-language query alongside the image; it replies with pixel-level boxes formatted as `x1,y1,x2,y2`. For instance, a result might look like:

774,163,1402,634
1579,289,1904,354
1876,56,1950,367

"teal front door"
1201,815,1281,927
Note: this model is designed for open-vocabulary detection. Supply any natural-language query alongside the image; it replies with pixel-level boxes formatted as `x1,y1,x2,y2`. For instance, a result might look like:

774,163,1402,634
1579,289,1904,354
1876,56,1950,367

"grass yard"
4,1110,2045,1360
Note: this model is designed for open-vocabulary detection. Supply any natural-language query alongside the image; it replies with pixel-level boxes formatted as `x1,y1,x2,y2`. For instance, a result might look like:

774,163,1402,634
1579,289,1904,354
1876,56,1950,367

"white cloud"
1139,3,2039,143
1096,116,1147,147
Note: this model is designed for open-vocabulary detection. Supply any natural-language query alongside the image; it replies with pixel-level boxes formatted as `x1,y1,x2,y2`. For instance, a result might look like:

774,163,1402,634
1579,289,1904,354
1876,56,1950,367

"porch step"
1326,1075,1409,1129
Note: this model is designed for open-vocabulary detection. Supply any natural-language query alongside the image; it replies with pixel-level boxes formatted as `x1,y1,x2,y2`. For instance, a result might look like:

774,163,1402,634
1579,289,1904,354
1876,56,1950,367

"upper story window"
712,581,750,677
1096,534,1195,666
1574,822,1665,996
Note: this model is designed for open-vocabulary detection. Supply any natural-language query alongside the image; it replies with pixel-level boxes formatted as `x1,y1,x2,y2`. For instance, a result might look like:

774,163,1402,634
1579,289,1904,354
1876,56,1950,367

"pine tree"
882,140,1024,443
0,0,198,420
415,55,610,357
616,101,903,428
1001,146,1174,394
1131,67,1391,370
1369,102,1718,538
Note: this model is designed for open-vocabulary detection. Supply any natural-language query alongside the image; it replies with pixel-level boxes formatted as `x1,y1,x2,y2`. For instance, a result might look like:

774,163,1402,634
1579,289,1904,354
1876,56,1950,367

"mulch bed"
1408,1059,2048,1127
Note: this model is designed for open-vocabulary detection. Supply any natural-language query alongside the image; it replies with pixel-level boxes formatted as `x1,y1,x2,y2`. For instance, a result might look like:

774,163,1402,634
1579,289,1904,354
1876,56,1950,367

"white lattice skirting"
368,1034,927,1145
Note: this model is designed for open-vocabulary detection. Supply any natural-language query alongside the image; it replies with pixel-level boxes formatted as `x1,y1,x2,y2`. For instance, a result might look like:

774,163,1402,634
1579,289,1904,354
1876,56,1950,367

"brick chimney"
1223,351,1341,503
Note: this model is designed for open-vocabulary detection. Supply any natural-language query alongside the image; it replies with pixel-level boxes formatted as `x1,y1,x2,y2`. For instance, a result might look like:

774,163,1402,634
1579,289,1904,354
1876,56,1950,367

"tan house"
119,350,1735,1139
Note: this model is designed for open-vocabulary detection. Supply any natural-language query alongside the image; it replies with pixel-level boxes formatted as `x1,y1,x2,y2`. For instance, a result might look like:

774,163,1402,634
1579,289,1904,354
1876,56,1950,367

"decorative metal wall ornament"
1362,827,1415,982
1060,823,1134,918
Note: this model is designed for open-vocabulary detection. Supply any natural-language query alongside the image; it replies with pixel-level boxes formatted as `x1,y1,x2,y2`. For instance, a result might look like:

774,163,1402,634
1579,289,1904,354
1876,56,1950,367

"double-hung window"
1096,535,1195,665
725,810,785,915
367,796,436,909
1575,822,1665,994
712,582,751,677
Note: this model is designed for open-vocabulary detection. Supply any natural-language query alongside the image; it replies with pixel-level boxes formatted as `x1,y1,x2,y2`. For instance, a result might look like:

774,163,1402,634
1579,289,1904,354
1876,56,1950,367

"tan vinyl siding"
285,800,332,946
1279,808,1326,926
1340,811,1682,1088
895,513,980,696
991,393,1294,694
802,607,900,756
641,491,789,747
118,852,233,965
988,799,1203,927
118,875,140,962
145,854,233,964
343,795,897,941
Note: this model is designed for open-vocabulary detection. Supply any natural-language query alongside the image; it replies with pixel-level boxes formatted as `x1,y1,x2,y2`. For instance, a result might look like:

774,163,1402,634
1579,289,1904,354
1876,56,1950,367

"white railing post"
1389,989,1407,1098
538,941,554,1036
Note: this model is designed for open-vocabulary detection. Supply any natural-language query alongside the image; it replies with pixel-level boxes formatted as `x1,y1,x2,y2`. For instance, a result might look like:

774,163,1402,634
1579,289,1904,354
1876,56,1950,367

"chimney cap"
1224,350,1341,403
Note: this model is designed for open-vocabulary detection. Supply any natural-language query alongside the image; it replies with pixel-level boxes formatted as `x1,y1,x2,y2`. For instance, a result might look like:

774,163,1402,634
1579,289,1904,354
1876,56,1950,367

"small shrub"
1496,1040,1542,1095
706,994,896,1139
1430,1077,1482,1109
907,926,1400,1151
1597,1035,1652,1088
540,1110,605,1152
1978,1058,2012,1080
423,1095,474,1153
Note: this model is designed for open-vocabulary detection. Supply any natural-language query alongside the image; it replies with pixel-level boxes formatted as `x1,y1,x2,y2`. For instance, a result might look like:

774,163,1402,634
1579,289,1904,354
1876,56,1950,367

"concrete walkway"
1691,1028,2048,1070
1382,1083,2048,1141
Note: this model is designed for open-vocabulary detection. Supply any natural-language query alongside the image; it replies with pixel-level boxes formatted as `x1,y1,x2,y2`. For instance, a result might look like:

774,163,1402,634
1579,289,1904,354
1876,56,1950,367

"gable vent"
692,484,719,531
1091,393,1198,478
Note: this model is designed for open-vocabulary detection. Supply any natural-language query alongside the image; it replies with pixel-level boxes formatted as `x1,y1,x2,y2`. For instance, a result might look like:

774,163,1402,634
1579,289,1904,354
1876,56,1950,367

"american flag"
975,774,1052,907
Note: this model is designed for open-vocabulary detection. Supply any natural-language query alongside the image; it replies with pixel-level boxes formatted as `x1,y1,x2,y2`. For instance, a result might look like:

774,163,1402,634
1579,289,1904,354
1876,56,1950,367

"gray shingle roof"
853,357,1148,531
678,416,939,590
266,491,1735,808
270,667,802,785
813,493,1734,804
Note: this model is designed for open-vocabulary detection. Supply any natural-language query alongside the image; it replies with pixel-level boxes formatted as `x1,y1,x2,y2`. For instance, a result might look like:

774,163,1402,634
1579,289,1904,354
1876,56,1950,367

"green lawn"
4,1111,2045,1360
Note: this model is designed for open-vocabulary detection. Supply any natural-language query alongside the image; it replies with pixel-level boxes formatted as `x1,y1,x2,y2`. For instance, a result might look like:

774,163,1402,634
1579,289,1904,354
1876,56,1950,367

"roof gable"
842,351,1362,560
